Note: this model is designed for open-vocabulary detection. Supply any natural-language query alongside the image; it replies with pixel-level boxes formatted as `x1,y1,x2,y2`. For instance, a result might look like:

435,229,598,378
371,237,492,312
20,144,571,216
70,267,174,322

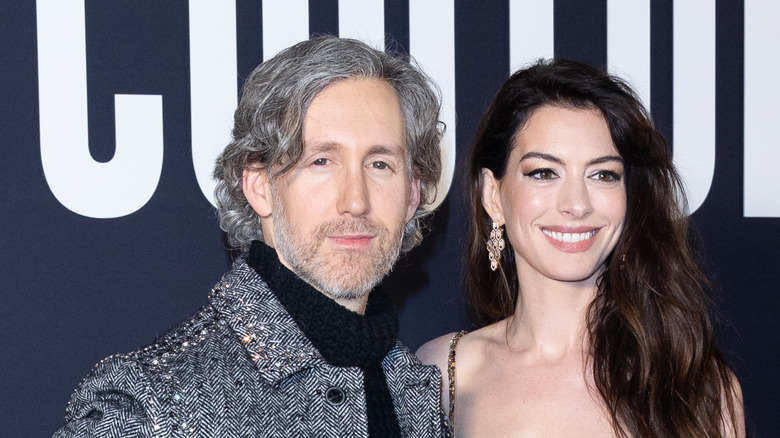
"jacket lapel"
209,258,326,385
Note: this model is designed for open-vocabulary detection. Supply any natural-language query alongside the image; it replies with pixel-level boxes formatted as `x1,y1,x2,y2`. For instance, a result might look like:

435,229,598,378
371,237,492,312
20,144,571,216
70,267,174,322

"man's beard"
270,190,404,300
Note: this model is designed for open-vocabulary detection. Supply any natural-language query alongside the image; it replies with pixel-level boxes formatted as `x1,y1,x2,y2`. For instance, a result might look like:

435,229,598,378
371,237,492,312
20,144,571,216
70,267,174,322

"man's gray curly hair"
213,35,444,254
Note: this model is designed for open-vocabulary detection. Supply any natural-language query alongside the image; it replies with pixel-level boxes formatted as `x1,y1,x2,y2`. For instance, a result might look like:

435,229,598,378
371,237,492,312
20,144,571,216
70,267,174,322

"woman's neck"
506,266,601,361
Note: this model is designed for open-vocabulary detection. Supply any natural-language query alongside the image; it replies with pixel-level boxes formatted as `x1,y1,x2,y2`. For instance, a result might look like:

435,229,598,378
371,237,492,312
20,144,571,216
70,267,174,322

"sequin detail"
447,330,467,438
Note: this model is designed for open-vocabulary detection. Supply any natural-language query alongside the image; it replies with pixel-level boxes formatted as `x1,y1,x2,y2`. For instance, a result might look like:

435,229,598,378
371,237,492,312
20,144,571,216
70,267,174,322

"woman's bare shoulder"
416,332,461,413
723,369,746,438
416,322,505,370
416,332,459,371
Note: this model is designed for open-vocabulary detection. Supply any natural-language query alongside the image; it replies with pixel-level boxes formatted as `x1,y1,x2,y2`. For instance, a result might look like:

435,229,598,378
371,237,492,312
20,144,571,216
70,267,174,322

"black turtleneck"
246,240,401,438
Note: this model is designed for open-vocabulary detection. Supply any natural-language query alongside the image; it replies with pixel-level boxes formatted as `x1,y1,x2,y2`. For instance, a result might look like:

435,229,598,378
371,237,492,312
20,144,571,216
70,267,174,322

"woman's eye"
525,168,556,180
592,170,621,182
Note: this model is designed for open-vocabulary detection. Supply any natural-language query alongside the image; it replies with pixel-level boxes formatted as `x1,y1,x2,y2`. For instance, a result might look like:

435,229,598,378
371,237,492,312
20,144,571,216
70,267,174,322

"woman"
417,59,744,437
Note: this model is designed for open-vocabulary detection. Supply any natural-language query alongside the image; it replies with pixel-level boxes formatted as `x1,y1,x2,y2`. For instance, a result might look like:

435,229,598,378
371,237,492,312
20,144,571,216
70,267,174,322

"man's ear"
405,177,422,223
242,167,273,218
481,168,504,223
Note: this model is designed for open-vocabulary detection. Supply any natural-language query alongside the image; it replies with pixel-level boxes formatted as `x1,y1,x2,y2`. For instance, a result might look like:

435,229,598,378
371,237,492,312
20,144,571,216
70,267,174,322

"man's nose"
338,166,370,217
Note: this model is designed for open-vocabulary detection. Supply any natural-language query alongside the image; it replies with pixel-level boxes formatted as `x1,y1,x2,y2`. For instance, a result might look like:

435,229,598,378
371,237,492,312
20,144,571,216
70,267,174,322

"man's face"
247,78,420,310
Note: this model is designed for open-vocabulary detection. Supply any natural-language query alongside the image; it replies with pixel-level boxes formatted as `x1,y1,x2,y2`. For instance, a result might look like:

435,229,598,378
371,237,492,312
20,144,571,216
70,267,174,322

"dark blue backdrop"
1,1,777,436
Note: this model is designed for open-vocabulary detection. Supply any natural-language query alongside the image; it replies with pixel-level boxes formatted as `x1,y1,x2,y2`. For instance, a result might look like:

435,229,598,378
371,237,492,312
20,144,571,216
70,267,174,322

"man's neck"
330,294,369,314
269,244,370,314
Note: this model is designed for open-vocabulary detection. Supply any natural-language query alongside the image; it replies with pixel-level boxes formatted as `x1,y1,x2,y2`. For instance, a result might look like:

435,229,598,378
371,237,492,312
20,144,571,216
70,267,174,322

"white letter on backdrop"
410,0,456,209
744,1,780,217
607,0,651,107
190,1,238,207
262,0,309,61
672,0,716,214
509,0,554,72
339,0,384,46
36,0,163,218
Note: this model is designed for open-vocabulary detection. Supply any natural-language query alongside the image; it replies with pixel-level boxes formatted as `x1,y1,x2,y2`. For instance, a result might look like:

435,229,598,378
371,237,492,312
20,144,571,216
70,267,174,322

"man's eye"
372,161,389,170
524,168,556,180
312,158,329,166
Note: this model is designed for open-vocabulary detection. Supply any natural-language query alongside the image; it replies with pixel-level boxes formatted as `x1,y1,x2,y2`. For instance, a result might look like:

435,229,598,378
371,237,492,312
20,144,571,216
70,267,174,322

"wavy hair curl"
465,59,740,437
214,35,443,253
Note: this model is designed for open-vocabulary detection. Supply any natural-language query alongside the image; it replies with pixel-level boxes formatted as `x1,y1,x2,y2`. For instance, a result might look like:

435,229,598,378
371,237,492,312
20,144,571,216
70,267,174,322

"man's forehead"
302,140,407,157
299,78,408,158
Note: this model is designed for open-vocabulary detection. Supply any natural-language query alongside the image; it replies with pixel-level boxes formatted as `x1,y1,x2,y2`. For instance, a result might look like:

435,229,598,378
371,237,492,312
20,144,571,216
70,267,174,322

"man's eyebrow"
305,141,341,154
367,144,405,157
519,152,623,166
304,143,404,157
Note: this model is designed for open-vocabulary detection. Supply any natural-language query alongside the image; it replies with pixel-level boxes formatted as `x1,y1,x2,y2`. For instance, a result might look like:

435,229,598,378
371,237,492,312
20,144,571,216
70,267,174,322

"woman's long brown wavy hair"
465,59,740,437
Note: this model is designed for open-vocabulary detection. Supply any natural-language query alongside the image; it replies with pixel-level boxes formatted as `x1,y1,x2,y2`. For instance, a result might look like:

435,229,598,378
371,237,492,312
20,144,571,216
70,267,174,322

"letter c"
37,0,163,218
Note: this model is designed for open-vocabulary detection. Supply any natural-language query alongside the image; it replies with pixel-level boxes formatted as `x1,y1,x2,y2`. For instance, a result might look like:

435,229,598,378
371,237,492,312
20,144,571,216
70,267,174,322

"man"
54,36,444,437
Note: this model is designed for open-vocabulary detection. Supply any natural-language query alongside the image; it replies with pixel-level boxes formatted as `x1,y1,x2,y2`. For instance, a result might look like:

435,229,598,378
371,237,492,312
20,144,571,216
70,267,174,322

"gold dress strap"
447,330,467,437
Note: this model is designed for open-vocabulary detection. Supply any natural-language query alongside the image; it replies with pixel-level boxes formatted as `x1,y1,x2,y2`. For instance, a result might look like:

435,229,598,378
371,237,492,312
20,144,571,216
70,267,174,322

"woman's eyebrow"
519,152,564,165
587,155,624,166
519,152,624,166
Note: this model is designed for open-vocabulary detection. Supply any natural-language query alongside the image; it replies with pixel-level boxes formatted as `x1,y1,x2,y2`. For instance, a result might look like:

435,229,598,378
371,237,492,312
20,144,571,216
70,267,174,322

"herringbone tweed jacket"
53,258,445,437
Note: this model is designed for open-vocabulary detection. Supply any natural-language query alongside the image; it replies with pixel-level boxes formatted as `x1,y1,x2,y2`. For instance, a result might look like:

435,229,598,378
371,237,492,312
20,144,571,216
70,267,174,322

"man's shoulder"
71,303,233,394
52,259,306,436
54,295,258,436
82,258,259,374
384,340,442,381
386,339,418,363
135,303,229,367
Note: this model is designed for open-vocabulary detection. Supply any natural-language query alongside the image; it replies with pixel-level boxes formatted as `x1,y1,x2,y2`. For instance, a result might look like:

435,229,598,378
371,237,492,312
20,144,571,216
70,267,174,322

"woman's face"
482,105,626,286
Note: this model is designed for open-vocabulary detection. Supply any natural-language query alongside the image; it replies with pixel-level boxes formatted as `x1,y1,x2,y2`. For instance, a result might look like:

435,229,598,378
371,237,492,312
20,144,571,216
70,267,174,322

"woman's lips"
541,228,599,253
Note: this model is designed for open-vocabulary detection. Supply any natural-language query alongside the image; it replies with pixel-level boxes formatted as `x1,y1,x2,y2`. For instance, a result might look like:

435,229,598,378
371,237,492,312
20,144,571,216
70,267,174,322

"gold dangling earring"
487,219,505,271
